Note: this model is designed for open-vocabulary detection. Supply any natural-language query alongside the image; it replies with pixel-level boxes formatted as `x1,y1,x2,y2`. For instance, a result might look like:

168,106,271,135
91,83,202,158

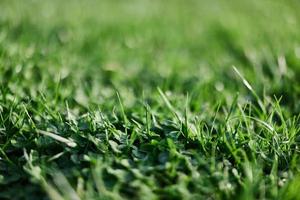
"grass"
0,0,300,199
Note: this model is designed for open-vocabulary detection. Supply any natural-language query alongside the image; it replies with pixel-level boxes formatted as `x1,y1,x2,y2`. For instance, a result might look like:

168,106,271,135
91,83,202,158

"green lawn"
1,0,300,199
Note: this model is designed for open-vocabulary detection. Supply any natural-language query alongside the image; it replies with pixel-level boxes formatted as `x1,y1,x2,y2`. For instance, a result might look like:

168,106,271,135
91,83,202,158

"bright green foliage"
0,0,300,199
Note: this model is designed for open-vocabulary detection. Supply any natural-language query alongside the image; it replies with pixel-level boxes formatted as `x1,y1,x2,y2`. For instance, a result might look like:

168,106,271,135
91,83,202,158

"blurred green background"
1,0,299,111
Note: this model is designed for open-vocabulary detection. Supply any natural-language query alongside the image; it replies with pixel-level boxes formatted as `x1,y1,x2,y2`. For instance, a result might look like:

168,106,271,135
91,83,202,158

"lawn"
0,0,300,199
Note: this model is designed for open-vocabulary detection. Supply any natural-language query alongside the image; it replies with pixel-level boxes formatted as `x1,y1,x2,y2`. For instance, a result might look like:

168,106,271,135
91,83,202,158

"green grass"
1,0,300,199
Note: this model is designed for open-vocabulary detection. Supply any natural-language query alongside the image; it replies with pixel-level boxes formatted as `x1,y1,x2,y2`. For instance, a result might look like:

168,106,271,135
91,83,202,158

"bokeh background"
1,0,299,112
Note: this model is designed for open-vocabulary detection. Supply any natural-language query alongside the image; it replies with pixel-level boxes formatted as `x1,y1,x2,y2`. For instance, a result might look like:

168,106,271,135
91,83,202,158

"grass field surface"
0,0,300,199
